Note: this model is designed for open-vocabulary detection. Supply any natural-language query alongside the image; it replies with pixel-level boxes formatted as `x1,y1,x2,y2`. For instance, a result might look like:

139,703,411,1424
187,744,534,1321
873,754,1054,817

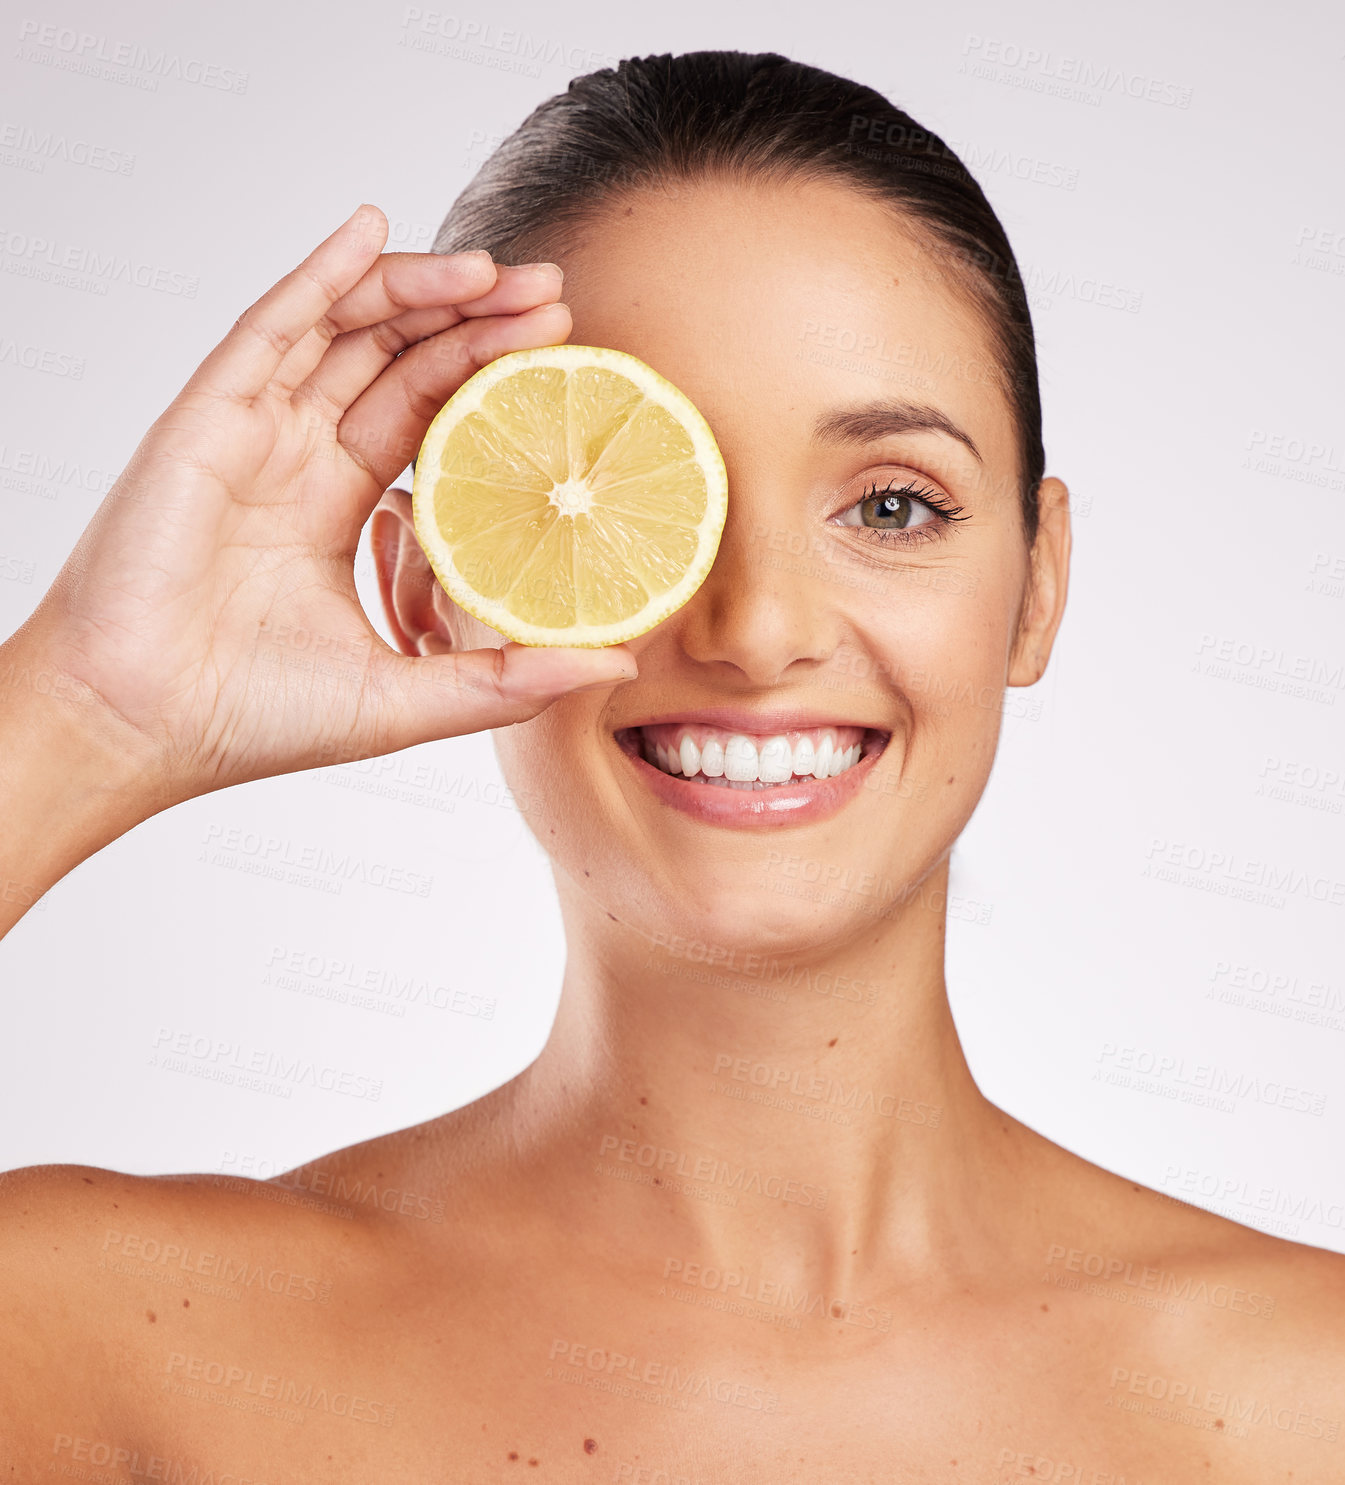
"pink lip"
613,723,889,829
618,705,885,735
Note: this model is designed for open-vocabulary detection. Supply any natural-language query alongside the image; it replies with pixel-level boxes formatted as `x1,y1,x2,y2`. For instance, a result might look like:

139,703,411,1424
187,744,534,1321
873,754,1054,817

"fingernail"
442,249,493,270
571,671,633,692
519,261,564,280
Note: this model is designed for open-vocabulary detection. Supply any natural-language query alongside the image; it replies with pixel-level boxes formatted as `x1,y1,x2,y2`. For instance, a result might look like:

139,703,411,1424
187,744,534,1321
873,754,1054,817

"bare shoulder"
1026,1129,1345,1455
0,1153,373,1290
0,1101,501,1376
0,1156,385,1465
1053,1140,1345,1320
259,1122,458,1229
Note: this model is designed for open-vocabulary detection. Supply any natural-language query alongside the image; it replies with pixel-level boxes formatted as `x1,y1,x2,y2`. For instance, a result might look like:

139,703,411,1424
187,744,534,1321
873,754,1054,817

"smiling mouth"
614,723,890,790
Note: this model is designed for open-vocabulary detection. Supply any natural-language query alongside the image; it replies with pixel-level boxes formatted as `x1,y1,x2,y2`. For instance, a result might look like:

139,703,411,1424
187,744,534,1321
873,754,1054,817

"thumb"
370,642,638,747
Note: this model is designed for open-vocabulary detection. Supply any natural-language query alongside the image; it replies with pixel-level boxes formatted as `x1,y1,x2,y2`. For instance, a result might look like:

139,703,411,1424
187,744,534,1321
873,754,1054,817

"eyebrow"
811,398,982,464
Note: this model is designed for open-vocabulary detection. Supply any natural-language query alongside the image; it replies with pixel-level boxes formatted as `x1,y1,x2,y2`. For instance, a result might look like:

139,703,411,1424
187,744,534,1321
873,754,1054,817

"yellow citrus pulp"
411,344,728,647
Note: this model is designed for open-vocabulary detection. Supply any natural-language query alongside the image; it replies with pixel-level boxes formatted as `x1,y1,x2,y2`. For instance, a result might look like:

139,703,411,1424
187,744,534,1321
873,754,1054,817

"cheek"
493,700,598,849
844,562,1019,693
836,565,1023,788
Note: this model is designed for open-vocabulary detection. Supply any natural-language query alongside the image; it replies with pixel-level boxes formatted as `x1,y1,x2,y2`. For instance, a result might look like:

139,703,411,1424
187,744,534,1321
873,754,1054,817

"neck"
482,855,1029,1299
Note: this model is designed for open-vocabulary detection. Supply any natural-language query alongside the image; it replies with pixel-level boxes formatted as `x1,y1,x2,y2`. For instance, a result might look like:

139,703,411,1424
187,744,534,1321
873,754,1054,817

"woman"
1,49,1341,1483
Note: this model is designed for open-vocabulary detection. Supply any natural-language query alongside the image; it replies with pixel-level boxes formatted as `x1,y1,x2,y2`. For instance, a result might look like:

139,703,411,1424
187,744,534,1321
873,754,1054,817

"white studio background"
1,1,1342,1246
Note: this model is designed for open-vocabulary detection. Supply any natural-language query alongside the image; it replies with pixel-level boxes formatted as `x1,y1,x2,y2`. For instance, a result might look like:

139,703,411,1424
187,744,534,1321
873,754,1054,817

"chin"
609,864,903,964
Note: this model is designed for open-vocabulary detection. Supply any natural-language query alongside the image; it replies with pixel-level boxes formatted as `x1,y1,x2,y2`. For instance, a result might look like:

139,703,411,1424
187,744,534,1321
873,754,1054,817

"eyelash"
840,479,970,547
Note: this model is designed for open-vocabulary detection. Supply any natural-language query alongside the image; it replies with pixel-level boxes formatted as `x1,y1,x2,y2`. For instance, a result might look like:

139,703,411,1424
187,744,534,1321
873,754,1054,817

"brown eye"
830,479,968,540
860,491,928,529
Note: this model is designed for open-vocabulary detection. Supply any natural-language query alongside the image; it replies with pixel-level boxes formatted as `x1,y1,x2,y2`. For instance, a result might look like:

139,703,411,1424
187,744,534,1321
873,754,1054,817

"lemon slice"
411,344,728,647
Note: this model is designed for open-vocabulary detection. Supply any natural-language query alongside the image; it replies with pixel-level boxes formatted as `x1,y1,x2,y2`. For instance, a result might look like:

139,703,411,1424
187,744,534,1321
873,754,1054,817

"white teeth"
758,736,793,784
724,735,759,782
699,737,725,777
639,726,870,786
792,735,816,778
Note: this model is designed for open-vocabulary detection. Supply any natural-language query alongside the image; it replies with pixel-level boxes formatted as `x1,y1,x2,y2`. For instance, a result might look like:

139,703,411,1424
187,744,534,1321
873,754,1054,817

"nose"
670,495,842,687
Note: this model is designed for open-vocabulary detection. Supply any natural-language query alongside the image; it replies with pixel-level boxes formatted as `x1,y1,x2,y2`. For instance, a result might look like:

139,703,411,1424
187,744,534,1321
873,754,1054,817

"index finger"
187,206,495,404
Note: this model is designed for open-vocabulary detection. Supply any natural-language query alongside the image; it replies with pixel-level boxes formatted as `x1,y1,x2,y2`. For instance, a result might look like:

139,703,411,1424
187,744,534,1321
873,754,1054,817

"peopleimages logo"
0,227,199,296
0,441,114,497
1161,1164,1345,1234
1044,1245,1274,1317
200,823,433,898
649,930,881,1004
1108,1367,1339,1440
547,1339,779,1413
1095,1042,1326,1117
0,337,85,376
150,1028,383,1103
597,1134,827,1209
396,8,620,74
0,120,135,175
662,1257,893,1331
1143,836,1345,908
15,20,249,93
263,944,496,1020
710,1054,941,1127
100,1229,333,1303
959,35,1193,109
164,1352,395,1425
51,1438,273,1482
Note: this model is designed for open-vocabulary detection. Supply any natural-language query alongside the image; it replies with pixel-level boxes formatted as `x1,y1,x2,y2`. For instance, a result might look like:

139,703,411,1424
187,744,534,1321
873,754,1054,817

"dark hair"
434,50,1044,545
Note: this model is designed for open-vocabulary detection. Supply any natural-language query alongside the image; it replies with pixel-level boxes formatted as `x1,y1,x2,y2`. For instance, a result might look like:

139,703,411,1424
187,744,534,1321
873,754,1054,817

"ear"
1007,475,1071,687
370,487,472,656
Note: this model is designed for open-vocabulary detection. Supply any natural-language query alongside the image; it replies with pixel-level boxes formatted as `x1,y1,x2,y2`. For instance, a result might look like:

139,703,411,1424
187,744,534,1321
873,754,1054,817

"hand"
11,204,636,812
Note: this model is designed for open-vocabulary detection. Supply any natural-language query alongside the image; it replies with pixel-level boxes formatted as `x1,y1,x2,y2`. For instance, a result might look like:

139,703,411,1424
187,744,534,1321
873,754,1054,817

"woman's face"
385,174,1069,955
